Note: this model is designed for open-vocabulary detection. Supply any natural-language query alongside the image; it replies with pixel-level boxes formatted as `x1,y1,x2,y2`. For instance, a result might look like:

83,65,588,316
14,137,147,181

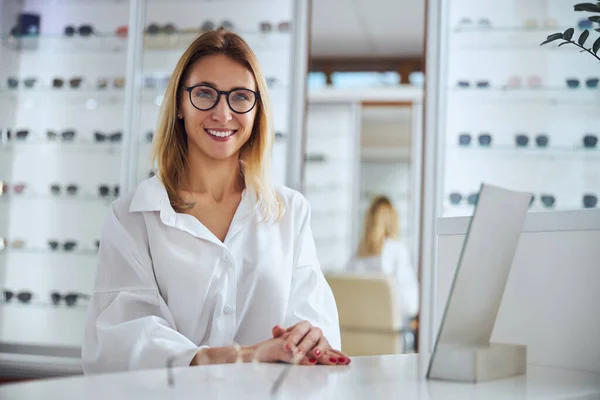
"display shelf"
0,247,98,256
451,26,578,33
2,30,291,53
0,194,115,203
2,33,129,53
0,141,123,154
448,87,600,104
452,146,600,159
0,301,89,311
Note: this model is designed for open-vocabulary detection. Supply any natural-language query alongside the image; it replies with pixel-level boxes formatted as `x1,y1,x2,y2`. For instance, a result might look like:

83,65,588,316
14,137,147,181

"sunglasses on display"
457,17,492,28
146,23,177,35
577,18,599,30
540,194,556,208
523,18,558,29
143,76,170,89
505,75,542,89
259,21,292,33
64,24,94,36
457,133,493,147
181,84,260,114
3,290,33,303
0,129,29,140
48,240,77,251
98,184,120,197
583,134,598,148
448,192,479,206
94,131,123,143
47,130,76,141
0,238,27,252
0,182,27,195
52,77,84,89
96,77,126,89
50,183,79,196
583,194,598,208
515,134,550,148
50,292,90,307
115,25,128,38
6,77,38,89
566,78,599,89
304,153,328,163
456,80,491,89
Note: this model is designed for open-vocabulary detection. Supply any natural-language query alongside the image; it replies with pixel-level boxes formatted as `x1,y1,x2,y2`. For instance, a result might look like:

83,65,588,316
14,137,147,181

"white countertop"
2,354,600,400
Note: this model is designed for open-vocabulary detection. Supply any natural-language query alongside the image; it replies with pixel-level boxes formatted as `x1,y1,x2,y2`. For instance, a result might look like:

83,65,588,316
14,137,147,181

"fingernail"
314,349,321,356
338,357,346,363
309,358,317,363
329,357,337,363
284,344,291,351
347,358,351,364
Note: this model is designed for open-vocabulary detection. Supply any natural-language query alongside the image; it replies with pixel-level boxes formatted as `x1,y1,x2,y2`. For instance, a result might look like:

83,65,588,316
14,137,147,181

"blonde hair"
152,28,283,221
357,196,399,258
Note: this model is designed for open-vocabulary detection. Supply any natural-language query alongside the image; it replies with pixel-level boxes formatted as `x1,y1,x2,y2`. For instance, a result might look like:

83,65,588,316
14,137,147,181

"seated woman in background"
347,195,419,320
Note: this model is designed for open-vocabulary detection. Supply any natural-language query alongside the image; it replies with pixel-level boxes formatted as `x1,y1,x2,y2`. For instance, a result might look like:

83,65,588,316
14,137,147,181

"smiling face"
179,54,259,162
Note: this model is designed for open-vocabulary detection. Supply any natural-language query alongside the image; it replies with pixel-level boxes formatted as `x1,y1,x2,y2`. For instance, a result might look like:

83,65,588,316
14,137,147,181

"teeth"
207,129,235,138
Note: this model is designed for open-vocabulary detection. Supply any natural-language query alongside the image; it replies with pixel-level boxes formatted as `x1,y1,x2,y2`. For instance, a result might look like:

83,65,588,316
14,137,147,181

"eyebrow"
187,81,256,91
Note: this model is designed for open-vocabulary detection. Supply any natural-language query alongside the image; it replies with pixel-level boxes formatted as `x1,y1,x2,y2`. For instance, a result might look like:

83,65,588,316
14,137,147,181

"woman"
82,29,348,373
347,196,419,319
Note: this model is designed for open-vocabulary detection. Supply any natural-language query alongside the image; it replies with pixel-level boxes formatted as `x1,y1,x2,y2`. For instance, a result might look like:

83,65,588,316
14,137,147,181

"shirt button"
223,305,234,315
223,253,229,262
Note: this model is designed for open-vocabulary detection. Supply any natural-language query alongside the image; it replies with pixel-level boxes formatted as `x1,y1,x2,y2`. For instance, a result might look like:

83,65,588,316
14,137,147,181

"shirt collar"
129,175,171,213
128,175,262,229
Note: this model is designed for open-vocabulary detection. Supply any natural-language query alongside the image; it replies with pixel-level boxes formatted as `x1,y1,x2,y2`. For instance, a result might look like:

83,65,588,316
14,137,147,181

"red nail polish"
284,344,291,351
314,349,321,356
329,357,337,363
338,357,346,363
309,358,317,363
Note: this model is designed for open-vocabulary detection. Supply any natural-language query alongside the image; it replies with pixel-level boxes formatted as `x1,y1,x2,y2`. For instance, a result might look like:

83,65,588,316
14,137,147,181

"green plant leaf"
558,42,571,47
540,32,564,45
574,3,600,12
579,29,590,45
589,16,600,22
564,28,575,41
594,37,600,53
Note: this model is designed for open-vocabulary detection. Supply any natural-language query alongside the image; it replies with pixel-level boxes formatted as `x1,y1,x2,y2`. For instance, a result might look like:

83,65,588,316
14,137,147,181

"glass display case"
0,0,309,367
439,0,600,217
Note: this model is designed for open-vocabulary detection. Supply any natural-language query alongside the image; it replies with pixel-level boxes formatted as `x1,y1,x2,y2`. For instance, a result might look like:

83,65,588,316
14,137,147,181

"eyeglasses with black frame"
181,84,260,114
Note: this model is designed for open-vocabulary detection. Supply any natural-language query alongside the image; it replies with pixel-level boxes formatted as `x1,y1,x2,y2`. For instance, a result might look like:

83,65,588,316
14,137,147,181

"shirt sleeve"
81,205,200,374
284,198,342,350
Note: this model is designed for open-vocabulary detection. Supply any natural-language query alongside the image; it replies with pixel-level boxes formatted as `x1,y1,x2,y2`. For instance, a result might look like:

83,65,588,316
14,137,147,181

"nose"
211,93,232,123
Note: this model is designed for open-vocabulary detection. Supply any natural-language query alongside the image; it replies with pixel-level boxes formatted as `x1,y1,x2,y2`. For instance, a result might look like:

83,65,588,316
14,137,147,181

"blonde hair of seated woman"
349,195,419,318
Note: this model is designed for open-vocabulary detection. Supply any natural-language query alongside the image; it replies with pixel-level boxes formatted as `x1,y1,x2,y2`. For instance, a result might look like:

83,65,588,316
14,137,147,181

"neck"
183,147,244,202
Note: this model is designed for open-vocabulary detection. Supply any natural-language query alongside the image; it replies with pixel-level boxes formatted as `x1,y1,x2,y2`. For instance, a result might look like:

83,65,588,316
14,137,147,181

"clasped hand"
253,320,350,366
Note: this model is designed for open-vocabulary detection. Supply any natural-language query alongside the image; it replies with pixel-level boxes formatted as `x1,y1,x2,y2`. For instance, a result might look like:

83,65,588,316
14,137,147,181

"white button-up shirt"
82,176,340,374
